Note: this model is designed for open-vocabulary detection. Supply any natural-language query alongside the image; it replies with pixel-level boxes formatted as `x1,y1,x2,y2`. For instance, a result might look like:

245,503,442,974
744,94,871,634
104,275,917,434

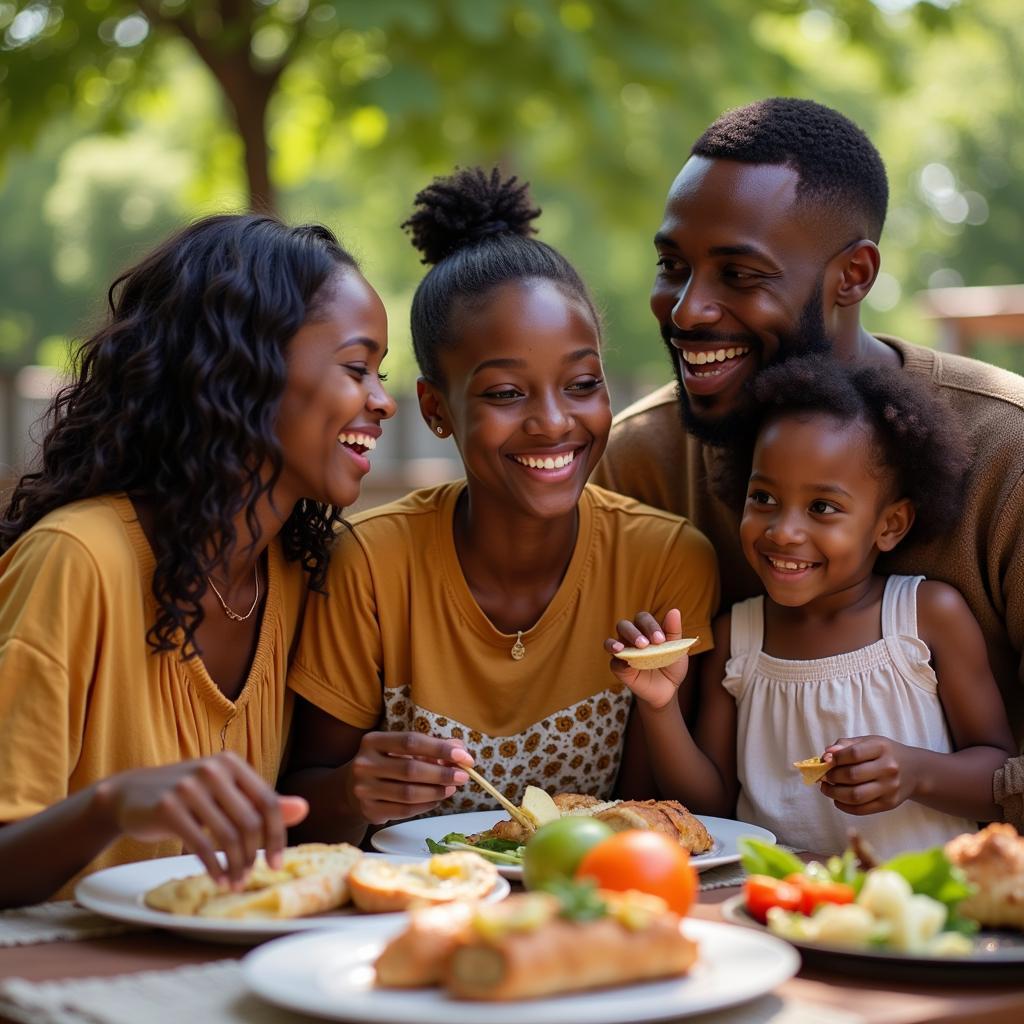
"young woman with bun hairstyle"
0,214,395,906
283,168,718,838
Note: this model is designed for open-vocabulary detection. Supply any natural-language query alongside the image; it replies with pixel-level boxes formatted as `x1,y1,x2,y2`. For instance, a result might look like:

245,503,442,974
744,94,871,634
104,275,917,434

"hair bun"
403,166,540,265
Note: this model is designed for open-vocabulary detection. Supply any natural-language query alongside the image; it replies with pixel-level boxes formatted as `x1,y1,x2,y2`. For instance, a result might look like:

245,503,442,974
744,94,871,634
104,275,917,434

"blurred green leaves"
0,0,1021,387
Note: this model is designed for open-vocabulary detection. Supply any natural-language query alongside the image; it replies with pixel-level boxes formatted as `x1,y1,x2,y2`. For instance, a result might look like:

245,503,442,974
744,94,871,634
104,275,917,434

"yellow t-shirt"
0,495,308,895
290,482,718,808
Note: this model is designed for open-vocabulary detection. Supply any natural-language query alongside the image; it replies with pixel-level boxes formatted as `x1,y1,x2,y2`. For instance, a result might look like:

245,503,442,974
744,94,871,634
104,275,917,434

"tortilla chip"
792,757,831,786
613,636,699,671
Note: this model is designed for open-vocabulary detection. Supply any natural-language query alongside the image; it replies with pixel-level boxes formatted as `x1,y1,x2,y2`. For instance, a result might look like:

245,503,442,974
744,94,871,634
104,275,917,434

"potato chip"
613,636,698,671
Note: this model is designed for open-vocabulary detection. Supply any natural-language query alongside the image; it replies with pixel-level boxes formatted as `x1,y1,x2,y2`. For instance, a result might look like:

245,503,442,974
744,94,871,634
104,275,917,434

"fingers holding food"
102,754,301,886
144,842,361,919
350,731,473,823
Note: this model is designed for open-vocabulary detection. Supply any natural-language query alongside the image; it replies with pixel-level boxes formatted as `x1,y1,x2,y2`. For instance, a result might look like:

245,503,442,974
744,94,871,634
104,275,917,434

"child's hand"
605,608,689,709
818,736,918,814
97,753,309,887
346,732,473,825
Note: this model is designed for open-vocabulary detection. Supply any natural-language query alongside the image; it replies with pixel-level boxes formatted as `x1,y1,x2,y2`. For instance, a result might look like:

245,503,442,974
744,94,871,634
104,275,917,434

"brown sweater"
593,337,1024,752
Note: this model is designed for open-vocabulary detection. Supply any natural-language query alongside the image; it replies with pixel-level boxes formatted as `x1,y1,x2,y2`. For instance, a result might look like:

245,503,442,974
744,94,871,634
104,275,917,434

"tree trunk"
146,2,279,214
220,71,276,214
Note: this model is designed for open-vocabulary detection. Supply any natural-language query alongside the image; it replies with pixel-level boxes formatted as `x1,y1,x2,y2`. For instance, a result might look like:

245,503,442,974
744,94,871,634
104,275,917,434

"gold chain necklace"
510,630,526,661
206,564,261,622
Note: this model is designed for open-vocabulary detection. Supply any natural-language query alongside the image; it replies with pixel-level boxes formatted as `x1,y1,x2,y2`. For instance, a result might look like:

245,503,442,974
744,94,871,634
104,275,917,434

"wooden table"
1,884,1022,1024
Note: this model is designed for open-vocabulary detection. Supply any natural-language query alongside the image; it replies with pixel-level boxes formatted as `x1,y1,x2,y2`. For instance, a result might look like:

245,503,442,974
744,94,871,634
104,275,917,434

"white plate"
371,811,776,880
242,916,799,1023
74,852,510,944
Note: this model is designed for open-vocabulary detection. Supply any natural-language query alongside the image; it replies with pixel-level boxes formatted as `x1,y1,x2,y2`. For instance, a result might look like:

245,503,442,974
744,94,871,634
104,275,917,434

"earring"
435,425,444,436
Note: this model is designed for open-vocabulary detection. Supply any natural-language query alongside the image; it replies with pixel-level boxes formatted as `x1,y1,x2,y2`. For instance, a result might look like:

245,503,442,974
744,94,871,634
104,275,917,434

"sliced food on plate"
349,852,499,912
143,843,495,920
428,781,713,867
376,882,698,1000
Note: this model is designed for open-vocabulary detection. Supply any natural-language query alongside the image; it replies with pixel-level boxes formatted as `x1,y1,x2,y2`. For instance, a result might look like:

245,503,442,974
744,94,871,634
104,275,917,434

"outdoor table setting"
2,782,1023,1024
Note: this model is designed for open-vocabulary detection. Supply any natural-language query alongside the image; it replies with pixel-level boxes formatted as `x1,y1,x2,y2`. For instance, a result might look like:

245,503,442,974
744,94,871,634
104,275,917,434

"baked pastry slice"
442,891,698,1000
144,842,362,919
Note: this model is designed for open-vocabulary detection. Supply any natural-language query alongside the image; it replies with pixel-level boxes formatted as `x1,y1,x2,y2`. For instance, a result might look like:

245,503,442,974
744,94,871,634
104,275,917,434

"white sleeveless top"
724,575,975,858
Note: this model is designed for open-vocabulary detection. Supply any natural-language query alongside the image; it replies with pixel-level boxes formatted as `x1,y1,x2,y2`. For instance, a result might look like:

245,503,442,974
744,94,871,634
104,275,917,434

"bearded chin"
669,278,830,448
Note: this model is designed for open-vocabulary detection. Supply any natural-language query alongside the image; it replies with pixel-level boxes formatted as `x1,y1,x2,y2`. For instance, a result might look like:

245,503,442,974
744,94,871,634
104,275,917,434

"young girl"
282,168,718,838
607,355,1015,857
0,214,395,905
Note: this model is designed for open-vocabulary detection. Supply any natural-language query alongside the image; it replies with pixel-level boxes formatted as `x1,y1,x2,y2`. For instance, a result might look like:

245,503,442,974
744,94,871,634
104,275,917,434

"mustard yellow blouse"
0,495,308,894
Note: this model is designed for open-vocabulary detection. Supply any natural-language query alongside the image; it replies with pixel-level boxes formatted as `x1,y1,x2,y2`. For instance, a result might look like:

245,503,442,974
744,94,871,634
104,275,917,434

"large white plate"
75,852,510,944
371,810,776,880
242,916,799,1024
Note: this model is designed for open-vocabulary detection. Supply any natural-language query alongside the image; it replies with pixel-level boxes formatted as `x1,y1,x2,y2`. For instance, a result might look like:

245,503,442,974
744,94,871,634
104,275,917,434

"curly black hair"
692,98,889,242
402,166,599,384
714,355,972,542
0,213,357,657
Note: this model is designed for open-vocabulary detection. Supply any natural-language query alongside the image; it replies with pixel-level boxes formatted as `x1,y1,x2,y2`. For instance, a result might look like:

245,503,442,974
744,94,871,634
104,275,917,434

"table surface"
1,885,1022,1024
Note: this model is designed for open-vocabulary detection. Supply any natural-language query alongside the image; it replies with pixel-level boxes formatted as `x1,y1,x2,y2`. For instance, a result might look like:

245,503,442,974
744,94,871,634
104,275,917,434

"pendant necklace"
510,630,526,661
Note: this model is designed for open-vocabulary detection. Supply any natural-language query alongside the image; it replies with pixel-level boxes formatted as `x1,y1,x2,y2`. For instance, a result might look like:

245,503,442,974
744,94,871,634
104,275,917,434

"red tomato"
785,874,856,916
574,830,697,916
743,875,803,923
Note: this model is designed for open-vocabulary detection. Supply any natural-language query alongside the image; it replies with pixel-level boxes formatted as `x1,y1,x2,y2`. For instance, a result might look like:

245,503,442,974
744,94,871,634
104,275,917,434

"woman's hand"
605,608,689,710
345,732,473,825
94,752,309,887
818,736,919,814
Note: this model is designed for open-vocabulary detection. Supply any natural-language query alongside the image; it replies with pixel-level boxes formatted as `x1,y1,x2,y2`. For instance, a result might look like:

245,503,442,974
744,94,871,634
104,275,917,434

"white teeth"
768,557,814,571
512,450,576,470
682,346,750,366
338,432,376,449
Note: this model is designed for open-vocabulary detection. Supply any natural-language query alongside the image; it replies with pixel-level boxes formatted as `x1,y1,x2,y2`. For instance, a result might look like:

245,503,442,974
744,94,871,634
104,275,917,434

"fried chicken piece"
946,823,1024,930
480,818,531,844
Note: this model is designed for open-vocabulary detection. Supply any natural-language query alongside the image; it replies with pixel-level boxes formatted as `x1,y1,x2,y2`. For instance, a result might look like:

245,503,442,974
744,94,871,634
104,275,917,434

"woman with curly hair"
608,354,1016,857
0,213,395,905
281,168,718,840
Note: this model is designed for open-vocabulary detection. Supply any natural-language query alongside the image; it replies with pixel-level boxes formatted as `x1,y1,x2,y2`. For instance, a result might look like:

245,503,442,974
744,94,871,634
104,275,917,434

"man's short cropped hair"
691,98,889,241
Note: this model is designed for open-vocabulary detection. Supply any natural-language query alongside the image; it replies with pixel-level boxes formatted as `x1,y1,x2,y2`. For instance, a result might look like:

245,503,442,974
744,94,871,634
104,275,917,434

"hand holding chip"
818,735,918,815
605,608,696,709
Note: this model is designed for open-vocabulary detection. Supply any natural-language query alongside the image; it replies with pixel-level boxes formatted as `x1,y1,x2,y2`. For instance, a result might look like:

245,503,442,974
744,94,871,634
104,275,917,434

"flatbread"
613,636,699,670
792,757,831,786
144,842,362,919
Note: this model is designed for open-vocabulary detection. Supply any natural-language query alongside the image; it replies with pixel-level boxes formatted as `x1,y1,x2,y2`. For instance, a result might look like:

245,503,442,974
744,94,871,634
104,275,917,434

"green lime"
522,817,614,890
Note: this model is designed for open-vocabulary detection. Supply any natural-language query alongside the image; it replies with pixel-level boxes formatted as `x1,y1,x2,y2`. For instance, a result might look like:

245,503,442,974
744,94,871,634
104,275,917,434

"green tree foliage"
1,1,1021,385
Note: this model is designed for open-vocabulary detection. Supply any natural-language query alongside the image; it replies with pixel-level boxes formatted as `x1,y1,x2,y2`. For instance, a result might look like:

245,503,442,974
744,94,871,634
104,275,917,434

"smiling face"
739,413,912,608
651,157,840,444
274,269,396,511
421,278,610,520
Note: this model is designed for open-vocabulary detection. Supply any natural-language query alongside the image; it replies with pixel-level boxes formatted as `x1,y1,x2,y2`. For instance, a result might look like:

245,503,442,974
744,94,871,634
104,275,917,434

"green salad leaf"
738,837,805,879
542,878,608,922
425,833,525,866
882,847,978,934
